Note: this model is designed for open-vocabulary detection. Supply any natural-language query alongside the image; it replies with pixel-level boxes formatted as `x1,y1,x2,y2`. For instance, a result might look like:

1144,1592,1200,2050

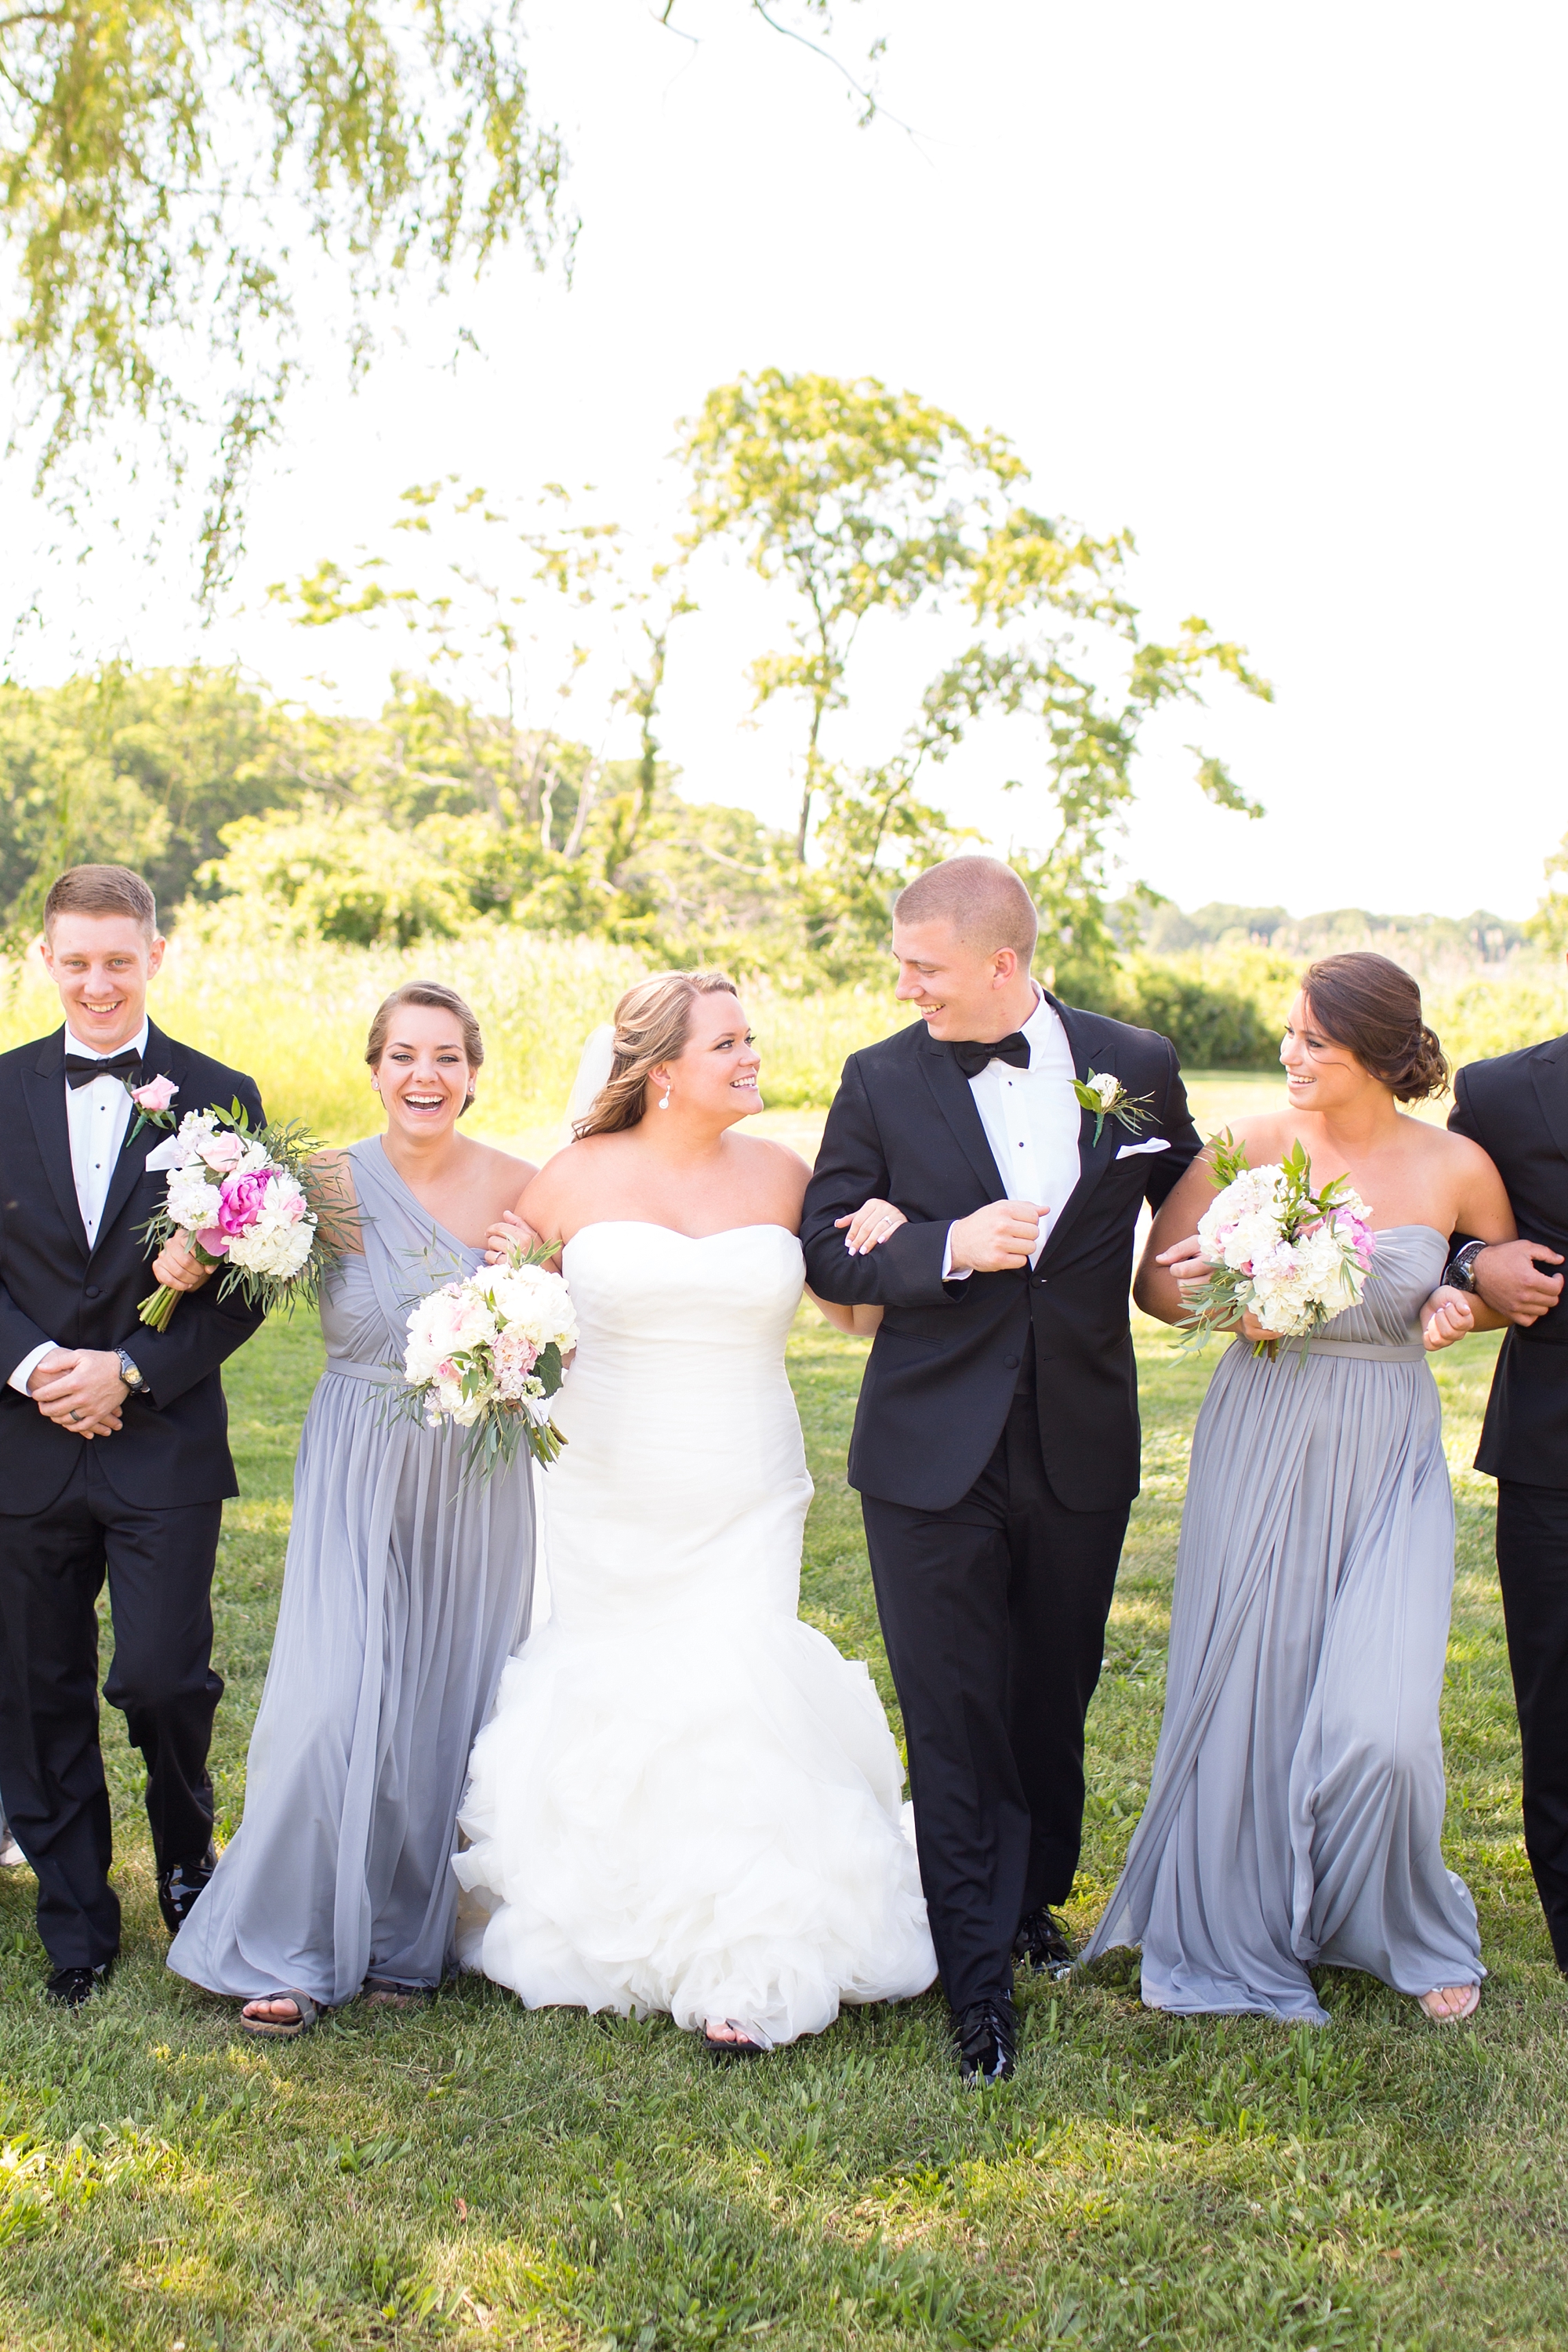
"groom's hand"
29,1348,126,1438
947,1201,1045,1274
1472,1239,1565,1325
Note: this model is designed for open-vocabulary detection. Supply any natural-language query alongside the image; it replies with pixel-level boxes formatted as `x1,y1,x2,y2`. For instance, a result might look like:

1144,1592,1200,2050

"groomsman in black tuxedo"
0,865,265,2005
1446,1023,1568,1975
802,857,1201,2084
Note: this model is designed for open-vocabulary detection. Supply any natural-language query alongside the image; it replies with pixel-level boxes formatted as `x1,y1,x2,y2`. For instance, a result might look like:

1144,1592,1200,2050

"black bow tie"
950,1033,1031,1080
64,1049,141,1091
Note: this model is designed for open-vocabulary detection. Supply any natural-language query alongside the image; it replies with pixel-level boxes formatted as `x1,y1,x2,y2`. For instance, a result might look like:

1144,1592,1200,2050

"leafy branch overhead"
681,369,1271,973
0,1,886,600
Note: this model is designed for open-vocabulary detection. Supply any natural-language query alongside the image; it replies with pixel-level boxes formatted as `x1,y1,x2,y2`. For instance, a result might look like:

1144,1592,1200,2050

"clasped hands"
1155,1235,1483,1353
25,1229,211,1439
27,1348,128,1437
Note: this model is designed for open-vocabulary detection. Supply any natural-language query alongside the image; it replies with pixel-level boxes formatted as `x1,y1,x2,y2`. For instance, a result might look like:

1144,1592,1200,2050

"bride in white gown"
453,970,936,2054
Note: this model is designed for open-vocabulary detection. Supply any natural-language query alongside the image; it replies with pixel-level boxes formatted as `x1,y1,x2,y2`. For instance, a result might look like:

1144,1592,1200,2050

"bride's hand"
835,1198,907,1257
1421,1285,1475,1352
485,1209,546,1265
151,1232,212,1292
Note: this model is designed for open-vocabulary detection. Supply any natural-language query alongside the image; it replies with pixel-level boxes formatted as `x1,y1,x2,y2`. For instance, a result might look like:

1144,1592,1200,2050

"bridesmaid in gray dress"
167,982,537,2033
1085,953,1515,2024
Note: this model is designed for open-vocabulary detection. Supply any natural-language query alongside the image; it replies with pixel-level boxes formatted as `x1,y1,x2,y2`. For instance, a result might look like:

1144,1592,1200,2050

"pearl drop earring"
659,1085,671,1110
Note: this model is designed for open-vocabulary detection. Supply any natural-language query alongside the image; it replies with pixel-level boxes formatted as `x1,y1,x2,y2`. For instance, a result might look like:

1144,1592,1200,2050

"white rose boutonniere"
1072,1067,1154,1145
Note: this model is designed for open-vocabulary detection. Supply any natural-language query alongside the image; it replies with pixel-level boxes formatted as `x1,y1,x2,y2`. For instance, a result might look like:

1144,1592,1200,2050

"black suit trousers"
1496,1479,1568,1969
0,1450,223,1969
861,1362,1129,2013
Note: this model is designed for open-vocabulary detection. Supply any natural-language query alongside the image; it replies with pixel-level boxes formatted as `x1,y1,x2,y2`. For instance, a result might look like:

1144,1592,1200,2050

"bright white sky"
5,1,1564,920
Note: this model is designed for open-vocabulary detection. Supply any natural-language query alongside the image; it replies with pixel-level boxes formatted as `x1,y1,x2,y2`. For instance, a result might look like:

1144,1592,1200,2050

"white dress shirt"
8,1022,149,1396
945,988,1082,1276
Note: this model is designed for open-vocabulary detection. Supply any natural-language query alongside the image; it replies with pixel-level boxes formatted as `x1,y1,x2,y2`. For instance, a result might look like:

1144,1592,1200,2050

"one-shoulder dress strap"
337,1137,476,1370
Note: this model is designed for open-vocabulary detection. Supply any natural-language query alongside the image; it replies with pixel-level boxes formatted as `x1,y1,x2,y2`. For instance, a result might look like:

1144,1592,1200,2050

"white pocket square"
1116,1137,1171,1160
142,1134,184,1172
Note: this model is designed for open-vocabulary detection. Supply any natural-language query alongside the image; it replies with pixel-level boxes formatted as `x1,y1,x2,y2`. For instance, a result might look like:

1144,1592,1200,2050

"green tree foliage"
1523,834,1568,960
1,0,571,597
0,5,887,596
0,663,304,932
681,372,1272,985
682,369,1022,859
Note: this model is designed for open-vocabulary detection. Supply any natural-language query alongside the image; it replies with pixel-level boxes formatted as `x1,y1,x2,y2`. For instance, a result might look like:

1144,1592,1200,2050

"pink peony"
493,1328,541,1398
131,1073,178,1113
194,1225,230,1257
198,1129,245,1174
216,1168,271,1235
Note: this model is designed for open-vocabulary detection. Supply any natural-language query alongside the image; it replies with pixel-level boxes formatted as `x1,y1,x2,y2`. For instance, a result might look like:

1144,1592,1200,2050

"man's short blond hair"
892,855,1038,964
43,865,158,938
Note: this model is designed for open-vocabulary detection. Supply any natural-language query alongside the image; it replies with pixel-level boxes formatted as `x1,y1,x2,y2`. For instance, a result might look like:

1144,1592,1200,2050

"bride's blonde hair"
574,970,740,1138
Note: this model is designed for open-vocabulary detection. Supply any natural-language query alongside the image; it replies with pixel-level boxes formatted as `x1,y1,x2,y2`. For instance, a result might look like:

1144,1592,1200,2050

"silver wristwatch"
116,1348,147,1396
1446,1240,1489,1294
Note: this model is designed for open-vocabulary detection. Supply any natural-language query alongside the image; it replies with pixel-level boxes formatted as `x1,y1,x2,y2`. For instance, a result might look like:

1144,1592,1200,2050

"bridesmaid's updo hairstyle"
1301,952,1450,1103
365,982,485,1116
574,970,740,1138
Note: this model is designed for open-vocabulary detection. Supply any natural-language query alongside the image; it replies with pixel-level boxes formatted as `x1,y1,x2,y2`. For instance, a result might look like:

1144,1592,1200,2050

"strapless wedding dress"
453,1221,935,2044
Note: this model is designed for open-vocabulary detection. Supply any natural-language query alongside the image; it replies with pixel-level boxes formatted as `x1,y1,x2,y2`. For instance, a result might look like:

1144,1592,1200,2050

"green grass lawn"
1,1310,1564,2351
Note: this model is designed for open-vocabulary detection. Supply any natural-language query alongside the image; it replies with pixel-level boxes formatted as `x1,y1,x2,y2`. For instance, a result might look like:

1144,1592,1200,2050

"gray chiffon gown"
169,1136,535,2009
1083,1225,1483,2021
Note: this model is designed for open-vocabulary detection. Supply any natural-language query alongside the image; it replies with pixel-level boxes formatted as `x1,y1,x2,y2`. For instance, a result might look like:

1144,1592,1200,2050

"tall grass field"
0,936,921,1151
3,935,1564,1155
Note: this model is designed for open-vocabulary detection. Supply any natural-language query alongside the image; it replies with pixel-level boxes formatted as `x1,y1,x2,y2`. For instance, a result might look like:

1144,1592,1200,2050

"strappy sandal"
361,1976,436,2011
239,1989,320,2038
702,2019,773,2063
1419,1984,1481,2024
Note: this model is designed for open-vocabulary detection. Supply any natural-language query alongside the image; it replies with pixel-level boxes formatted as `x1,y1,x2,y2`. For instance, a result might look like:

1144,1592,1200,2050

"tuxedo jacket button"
84,1285,100,1300
1004,1353,1019,1369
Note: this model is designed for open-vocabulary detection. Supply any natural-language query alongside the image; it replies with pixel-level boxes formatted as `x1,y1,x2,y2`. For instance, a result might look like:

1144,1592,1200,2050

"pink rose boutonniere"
123,1071,180,1148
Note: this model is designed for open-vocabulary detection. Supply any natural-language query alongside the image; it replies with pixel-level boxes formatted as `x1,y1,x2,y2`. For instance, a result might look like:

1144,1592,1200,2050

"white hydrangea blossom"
401,1256,576,1467
1193,1160,1373,1342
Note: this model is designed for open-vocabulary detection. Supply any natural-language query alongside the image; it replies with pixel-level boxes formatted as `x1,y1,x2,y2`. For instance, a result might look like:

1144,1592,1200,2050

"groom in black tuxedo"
1446,1017,1568,1975
801,857,1201,2084
0,865,265,2005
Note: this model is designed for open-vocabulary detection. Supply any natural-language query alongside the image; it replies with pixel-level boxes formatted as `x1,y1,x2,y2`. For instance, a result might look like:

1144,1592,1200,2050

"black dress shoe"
1014,1906,1076,1977
45,1962,114,2009
953,1993,1017,2087
158,1844,218,1933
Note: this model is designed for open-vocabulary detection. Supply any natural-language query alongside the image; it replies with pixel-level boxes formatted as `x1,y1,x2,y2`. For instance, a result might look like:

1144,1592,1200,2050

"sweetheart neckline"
563,1219,800,1247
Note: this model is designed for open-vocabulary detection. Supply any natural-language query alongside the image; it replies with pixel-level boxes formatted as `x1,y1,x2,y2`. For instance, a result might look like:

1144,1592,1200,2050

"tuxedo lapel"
22,1029,89,1256
1039,996,1120,1269
1529,1035,1568,1170
918,1039,1007,1201
90,1021,184,1262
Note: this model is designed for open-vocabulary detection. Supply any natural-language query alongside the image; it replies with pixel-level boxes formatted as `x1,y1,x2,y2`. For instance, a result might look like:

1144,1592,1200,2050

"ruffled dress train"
454,1221,935,2045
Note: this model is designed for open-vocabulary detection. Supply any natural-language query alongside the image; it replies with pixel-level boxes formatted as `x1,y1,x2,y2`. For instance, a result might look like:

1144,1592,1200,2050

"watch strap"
1444,1240,1488,1293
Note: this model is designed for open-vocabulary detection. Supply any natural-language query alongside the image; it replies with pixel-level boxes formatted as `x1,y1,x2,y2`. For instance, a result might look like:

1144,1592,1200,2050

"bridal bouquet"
1181,1131,1376,1356
136,1105,343,1330
401,1245,577,1475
